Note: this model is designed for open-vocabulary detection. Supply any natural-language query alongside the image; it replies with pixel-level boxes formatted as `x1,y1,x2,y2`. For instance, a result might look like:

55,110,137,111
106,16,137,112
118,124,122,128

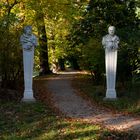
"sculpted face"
24,26,32,35
108,26,115,36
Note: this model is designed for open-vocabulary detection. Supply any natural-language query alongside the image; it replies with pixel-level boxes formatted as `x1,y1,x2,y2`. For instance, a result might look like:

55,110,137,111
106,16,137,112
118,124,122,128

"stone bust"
102,26,120,50
20,26,37,51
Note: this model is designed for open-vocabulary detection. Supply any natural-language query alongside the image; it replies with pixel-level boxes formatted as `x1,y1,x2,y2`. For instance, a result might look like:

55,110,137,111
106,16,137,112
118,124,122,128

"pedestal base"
22,90,36,102
105,89,117,99
103,97,117,101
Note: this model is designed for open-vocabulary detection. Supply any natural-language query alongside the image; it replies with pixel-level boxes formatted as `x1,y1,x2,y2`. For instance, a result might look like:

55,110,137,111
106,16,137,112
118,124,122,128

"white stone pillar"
22,48,35,101
102,26,119,100
105,48,117,99
20,25,37,102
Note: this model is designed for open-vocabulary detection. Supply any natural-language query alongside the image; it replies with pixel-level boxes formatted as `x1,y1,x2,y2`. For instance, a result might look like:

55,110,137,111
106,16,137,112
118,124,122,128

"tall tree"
69,0,140,83
0,0,23,88
36,11,50,75
25,0,51,75
25,0,75,74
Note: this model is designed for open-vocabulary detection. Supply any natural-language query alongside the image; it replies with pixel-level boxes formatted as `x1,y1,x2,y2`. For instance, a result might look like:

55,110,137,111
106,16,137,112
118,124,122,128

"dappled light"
0,71,140,139
0,0,140,139
0,101,139,139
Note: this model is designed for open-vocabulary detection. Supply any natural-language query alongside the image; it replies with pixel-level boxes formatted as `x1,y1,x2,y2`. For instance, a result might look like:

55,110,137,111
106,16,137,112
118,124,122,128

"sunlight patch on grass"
0,100,138,139
0,101,106,140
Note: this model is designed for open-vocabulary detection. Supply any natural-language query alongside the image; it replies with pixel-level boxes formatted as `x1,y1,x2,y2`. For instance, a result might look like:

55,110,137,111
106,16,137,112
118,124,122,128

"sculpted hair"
108,26,115,31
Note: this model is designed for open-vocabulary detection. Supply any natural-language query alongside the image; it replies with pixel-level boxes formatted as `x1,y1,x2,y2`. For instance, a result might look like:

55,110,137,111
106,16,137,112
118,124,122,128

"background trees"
0,0,23,88
68,0,140,84
0,0,139,89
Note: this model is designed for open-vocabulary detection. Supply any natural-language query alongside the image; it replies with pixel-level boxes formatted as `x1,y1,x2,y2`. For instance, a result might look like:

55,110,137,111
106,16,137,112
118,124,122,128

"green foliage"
117,27,140,83
0,3,23,88
0,0,140,87
79,38,105,84
68,0,140,83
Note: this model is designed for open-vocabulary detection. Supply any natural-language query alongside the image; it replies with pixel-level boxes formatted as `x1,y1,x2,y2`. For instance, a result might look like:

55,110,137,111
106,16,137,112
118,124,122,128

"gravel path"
46,71,140,132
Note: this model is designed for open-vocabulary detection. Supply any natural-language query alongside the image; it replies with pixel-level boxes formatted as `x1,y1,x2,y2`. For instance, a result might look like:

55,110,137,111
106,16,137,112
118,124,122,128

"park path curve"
45,71,140,132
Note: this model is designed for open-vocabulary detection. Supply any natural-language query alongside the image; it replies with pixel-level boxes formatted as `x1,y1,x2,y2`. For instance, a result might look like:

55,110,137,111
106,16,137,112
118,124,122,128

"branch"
7,0,19,15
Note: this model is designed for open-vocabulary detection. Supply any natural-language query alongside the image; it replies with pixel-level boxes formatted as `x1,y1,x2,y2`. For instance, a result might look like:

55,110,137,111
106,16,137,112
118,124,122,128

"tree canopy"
0,0,139,88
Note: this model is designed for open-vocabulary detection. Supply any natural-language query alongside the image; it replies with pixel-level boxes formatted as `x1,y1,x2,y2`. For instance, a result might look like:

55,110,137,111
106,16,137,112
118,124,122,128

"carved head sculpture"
108,26,115,36
23,25,32,36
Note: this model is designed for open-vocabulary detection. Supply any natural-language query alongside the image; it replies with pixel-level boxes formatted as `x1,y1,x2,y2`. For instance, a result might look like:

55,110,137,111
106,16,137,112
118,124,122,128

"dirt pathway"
46,71,140,132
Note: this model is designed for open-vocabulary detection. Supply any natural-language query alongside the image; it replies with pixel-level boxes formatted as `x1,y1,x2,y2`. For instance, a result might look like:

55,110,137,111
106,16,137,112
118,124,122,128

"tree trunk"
36,12,51,75
58,59,65,71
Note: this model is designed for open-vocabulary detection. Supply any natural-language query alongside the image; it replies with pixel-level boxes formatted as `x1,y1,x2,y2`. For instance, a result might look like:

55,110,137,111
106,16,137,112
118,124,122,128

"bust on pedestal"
20,26,37,102
102,26,120,100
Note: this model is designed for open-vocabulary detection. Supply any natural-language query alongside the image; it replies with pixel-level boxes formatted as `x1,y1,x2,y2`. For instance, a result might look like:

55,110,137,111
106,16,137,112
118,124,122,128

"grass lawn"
0,101,138,140
72,74,140,114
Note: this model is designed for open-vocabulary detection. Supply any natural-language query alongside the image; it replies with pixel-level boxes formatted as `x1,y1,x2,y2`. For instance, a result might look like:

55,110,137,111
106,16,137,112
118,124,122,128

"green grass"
72,74,140,114
0,101,137,140
0,101,101,140
0,75,139,140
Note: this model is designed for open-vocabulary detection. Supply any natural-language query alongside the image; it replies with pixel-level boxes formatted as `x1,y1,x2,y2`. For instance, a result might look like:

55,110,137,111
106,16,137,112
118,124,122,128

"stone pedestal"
22,48,35,102
105,49,117,99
